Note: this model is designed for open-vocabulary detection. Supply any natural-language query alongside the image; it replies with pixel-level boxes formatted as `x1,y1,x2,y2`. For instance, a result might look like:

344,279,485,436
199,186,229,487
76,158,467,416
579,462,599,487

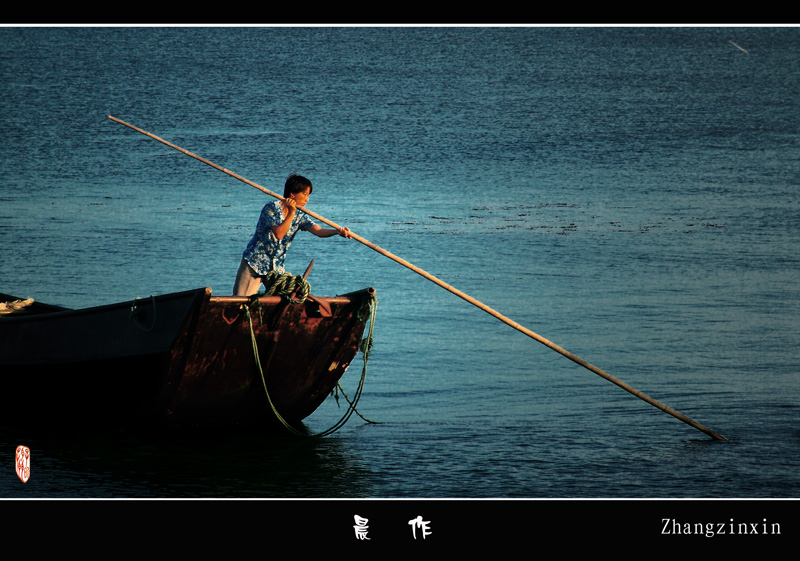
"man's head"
284,174,313,198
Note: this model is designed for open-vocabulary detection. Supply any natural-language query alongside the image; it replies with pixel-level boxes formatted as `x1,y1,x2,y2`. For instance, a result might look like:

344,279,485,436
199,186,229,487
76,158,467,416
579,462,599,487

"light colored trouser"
233,258,262,296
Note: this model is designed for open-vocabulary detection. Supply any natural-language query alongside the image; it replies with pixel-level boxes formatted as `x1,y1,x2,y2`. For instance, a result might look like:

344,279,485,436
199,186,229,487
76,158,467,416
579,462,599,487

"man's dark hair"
284,174,313,198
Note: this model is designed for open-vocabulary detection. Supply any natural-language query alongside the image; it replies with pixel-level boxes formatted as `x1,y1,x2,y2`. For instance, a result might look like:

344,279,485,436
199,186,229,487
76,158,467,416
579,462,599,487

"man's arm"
307,223,352,238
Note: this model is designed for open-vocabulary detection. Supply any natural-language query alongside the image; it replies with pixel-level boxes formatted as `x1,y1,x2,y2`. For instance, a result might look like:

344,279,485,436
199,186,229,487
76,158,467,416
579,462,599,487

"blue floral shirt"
242,200,316,275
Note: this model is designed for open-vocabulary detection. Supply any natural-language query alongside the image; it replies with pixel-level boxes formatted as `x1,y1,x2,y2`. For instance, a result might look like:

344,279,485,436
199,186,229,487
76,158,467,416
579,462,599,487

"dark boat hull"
0,287,375,430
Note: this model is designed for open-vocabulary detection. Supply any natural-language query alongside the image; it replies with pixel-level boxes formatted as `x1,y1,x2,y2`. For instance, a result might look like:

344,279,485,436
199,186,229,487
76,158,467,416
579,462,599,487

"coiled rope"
259,270,310,304
244,291,378,437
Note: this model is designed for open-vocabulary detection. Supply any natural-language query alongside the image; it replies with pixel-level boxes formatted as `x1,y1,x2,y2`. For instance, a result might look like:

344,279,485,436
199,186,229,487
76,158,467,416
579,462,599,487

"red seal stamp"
16,445,30,483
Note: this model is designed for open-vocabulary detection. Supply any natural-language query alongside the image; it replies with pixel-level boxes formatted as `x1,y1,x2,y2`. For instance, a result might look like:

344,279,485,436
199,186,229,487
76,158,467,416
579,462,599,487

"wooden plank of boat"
0,286,375,430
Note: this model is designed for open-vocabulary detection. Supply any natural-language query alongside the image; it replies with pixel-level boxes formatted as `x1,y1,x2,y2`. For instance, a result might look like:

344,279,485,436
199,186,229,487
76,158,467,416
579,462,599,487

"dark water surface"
1,28,798,534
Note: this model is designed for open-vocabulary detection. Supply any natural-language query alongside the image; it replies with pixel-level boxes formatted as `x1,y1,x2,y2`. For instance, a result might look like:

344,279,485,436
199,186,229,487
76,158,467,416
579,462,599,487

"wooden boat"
0,286,376,430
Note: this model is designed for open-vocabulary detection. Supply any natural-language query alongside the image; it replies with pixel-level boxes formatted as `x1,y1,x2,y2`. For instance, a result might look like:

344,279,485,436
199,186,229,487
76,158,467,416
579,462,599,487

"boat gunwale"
209,286,376,306
0,286,376,322
0,287,210,323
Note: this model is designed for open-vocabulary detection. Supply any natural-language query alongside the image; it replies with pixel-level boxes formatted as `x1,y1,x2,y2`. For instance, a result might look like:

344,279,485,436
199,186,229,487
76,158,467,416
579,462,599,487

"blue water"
1,26,799,521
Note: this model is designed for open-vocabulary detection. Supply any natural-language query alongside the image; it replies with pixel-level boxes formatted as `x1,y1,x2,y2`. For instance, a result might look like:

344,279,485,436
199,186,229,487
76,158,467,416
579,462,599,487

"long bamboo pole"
108,115,727,441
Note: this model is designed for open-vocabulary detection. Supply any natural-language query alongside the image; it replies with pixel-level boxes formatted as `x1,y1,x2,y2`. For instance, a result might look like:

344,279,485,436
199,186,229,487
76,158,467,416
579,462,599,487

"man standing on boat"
233,174,351,296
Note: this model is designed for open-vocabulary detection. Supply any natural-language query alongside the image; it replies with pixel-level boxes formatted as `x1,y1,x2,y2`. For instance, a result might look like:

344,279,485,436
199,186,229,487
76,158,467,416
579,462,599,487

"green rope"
244,291,378,437
313,292,379,436
244,304,307,436
260,270,310,304
332,382,380,425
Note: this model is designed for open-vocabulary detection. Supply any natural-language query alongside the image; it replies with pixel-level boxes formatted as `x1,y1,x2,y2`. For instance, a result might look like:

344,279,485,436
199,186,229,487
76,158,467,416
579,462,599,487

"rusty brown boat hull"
0,287,375,430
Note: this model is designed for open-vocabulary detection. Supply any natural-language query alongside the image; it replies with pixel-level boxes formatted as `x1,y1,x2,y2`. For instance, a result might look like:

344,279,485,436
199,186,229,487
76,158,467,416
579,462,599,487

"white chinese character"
408,515,432,539
354,515,370,540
